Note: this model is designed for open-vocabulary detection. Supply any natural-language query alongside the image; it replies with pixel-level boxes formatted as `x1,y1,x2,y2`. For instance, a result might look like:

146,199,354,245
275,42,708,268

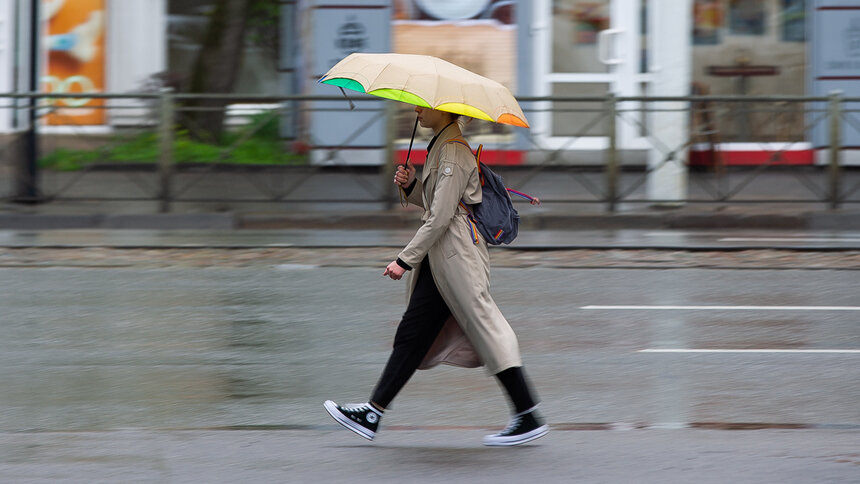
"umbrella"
320,53,531,207
319,53,529,128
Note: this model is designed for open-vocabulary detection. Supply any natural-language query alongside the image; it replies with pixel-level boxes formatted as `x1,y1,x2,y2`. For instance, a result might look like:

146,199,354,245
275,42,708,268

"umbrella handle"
399,115,420,207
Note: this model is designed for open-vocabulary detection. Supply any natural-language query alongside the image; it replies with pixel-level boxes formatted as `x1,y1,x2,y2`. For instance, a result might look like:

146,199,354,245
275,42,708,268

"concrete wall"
105,0,166,126
0,0,26,133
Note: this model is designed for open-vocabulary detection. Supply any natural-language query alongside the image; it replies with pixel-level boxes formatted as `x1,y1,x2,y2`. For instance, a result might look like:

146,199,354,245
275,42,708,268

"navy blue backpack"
448,140,538,245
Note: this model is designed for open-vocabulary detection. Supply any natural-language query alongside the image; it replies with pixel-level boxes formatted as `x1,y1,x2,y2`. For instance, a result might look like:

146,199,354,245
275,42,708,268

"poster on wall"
391,0,515,76
391,0,517,138
693,0,723,45
729,0,765,36
42,0,105,126
781,0,805,42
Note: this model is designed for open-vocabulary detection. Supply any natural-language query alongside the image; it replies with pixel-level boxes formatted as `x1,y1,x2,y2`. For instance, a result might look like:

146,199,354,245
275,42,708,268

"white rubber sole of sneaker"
483,425,549,446
323,400,375,441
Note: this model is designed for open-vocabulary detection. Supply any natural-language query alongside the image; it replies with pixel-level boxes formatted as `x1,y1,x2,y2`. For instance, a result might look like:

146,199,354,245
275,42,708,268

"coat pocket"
439,224,459,260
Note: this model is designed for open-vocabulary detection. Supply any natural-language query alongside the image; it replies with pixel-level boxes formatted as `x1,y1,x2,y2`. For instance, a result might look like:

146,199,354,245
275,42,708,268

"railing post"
13,92,40,204
605,93,618,212
382,102,397,210
158,88,175,213
827,91,842,210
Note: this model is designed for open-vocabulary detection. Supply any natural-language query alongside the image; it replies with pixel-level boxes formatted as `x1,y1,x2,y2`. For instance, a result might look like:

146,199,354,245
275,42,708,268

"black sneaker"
483,409,549,446
323,400,382,440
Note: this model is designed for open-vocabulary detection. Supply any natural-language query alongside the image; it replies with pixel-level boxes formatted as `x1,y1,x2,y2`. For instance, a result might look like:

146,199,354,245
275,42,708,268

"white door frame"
531,0,653,151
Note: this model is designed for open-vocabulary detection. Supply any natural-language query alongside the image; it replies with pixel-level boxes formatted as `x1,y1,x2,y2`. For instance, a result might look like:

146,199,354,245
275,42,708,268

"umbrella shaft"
404,115,419,169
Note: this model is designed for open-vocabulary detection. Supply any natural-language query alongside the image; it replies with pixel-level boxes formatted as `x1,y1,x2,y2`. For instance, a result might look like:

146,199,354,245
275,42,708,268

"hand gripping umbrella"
319,53,530,203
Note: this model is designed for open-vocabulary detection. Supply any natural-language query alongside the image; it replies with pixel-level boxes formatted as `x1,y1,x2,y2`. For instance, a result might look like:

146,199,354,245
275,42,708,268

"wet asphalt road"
0,250,858,482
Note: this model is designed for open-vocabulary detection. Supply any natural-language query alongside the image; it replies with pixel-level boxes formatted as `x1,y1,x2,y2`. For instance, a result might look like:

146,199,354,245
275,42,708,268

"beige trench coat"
397,124,522,375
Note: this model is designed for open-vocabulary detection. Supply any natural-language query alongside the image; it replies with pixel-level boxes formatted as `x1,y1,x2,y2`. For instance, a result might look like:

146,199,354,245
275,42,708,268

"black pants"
370,257,450,408
370,257,538,414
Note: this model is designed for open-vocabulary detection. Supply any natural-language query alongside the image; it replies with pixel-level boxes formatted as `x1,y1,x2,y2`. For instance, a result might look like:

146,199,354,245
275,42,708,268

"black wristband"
396,258,413,271
403,179,417,196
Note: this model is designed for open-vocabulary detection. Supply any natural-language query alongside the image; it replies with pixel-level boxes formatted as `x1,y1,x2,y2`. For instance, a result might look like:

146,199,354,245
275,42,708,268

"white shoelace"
500,415,523,435
343,402,382,415
342,403,368,411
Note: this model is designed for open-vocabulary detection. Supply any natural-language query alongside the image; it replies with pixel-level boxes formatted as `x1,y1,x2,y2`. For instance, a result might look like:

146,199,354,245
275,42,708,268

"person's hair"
456,114,472,130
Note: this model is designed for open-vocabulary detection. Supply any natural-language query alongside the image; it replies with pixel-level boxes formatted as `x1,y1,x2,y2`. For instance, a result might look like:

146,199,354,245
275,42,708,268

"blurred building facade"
2,0,858,169
293,1,839,167
0,0,166,132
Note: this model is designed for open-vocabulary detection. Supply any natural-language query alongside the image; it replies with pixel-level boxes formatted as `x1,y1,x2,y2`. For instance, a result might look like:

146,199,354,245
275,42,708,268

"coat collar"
422,122,462,182
426,120,459,153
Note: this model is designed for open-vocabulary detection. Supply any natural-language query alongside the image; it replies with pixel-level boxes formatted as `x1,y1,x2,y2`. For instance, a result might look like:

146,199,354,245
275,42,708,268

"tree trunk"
185,0,253,143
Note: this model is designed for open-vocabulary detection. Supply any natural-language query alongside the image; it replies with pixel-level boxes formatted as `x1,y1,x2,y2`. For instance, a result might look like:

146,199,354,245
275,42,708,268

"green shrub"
39,114,307,170
39,148,102,171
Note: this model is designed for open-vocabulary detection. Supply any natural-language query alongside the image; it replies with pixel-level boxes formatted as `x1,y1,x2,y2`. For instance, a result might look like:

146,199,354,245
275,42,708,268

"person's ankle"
369,401,385,413
514,404,539,418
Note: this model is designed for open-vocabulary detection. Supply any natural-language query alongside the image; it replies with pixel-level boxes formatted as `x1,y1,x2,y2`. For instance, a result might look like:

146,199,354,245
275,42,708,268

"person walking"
324,106,548,447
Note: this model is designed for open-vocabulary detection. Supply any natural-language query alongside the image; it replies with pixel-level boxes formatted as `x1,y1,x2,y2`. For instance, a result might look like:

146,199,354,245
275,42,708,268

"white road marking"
719,237,860,243
581,305,860,311
639,349,860,354
643,232,860,243
274,264,318,270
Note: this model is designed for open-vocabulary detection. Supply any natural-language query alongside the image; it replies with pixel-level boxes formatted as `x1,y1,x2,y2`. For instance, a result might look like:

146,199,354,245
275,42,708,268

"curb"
0,213,236,230
241,211,860,231
1,210,859,231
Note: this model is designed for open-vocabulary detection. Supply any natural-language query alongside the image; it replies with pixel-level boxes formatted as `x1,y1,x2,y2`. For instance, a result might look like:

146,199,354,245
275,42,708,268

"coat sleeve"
405,178,424,208
397,147,468,267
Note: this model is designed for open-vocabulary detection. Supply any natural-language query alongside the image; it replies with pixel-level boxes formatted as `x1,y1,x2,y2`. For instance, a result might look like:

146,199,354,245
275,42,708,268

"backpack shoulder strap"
444,139,538,203
444,139,485,185
444,138,471,152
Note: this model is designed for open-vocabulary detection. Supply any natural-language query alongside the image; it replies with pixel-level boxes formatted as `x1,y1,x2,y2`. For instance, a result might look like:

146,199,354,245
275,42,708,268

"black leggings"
370,257,538,414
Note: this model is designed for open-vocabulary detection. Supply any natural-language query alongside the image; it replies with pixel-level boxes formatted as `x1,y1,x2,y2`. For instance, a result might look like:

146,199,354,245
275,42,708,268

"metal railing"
0,91,857,212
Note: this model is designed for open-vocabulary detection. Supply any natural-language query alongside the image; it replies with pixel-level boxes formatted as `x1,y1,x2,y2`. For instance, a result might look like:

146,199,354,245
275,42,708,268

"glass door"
533,0,652,151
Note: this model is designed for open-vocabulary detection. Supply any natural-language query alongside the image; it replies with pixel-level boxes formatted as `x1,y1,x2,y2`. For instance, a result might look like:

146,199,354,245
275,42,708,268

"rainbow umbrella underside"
320,74,528,128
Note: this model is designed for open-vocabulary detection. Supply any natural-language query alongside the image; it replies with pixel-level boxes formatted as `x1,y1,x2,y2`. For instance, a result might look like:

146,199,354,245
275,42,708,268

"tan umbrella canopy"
320,53,529,128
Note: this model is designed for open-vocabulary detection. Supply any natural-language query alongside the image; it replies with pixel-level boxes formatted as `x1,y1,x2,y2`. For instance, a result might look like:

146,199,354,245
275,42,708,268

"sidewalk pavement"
2,168,860,231
3,228,860,251
3,204,860,254
239,204,860,232
3,203,860,232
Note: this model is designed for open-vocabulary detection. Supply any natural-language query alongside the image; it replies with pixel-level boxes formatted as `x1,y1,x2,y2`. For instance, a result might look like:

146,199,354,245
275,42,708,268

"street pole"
382,102,397,210
827,91,842,210
605,94,618,212
279,0,297,142
15,0,39,203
